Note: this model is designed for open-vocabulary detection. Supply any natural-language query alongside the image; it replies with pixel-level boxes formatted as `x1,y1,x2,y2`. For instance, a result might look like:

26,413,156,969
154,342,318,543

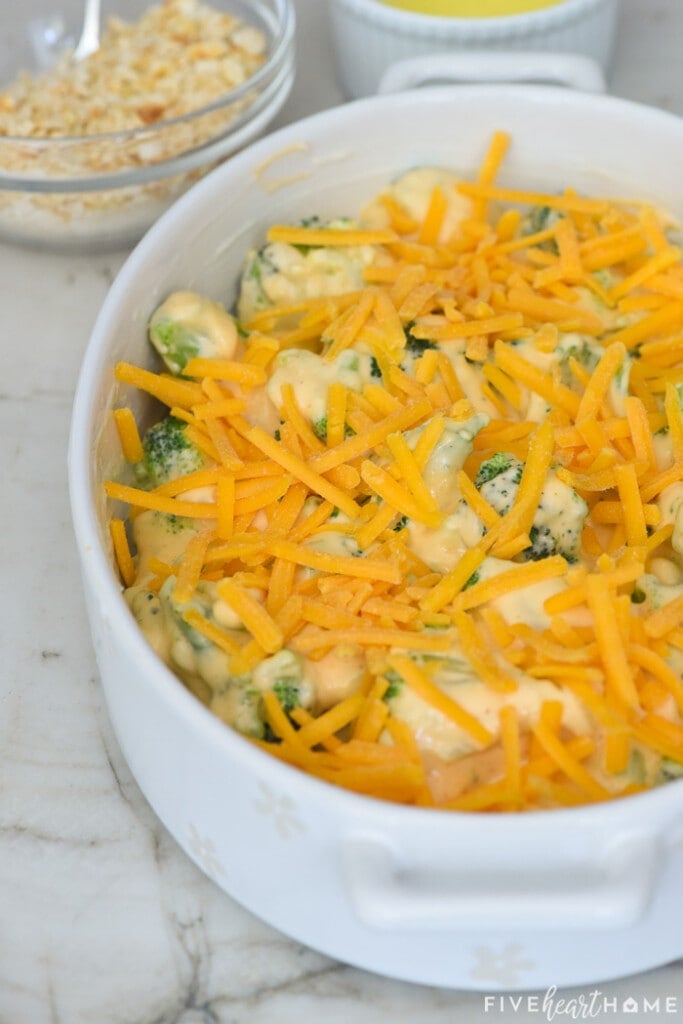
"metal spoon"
72,0,101,61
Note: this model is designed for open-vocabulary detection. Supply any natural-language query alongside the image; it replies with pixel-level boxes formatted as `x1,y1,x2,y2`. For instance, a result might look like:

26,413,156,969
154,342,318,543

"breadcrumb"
0,0,267,138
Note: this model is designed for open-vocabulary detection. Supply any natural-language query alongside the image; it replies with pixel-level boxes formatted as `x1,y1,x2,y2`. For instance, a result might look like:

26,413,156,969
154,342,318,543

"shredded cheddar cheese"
109,518,136,588
107,134,683,814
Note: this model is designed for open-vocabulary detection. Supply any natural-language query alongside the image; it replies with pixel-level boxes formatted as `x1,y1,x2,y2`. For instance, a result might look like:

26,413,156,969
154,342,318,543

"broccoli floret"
557,337,601,389
463,569,480,590
214,681,274,740
369,356,382,378
157,512,196,535
477,455,524,517
593,269,617,293
272,679,301,713
661,757,683,782
313,416,327,441
524,206,560,252
243,246,270,287
136,415,206,488
477,455,587,562
528,205,557,232
393,514,408,532
383,670,403,701
404,321,437,357
252,649,309,725
237,245,280,319
558,338,599,369
625,748,647,785
239,216,368,322
475,452,520,489
524,479,587,563
150,321,200,375
149,291,238,375
524,524,558,562
158,577,219,655
312,416,355,442
292,215,323,254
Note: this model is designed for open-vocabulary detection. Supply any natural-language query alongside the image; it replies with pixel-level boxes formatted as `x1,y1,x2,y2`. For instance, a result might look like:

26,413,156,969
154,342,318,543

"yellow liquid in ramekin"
378,0,566,16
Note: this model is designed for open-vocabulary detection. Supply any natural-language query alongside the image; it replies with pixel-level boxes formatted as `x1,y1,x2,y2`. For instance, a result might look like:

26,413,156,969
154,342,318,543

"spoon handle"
73,0,101,60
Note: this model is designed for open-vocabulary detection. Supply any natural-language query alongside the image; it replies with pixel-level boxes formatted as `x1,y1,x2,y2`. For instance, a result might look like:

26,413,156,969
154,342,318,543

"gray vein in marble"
139,960,344,1024
45,968,64,1024
97,717,144,820
0,823,106,848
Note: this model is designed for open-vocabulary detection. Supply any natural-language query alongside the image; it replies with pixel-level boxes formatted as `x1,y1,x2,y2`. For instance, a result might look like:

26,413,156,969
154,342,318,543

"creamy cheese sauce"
658,482,683,557
266,347,371,425
407,507,484,574
476,557,568,630
420,413,489,513
389,667,591,761
442,347,501,418
361,167,472,243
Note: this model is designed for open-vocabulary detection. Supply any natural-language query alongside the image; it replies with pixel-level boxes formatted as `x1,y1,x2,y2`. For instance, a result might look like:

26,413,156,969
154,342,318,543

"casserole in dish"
69,84,683,989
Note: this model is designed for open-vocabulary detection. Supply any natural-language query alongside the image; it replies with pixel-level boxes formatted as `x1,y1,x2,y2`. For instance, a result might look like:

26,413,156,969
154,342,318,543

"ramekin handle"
378,50,606,95
342,831,656,931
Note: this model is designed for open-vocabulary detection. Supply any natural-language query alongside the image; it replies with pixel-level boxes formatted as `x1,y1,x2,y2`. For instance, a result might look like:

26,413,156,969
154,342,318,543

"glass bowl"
0,0,295,251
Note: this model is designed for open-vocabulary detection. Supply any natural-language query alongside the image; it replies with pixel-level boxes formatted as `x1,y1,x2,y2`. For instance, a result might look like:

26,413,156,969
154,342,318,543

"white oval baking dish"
69,84,683,991
327,0,620,97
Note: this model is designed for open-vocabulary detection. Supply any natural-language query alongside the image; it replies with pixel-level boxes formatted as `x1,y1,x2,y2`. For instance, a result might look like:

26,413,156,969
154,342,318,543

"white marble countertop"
2,1,683,1021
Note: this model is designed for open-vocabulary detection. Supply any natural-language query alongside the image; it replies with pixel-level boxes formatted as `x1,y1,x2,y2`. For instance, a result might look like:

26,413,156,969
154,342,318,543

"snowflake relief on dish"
187,823,225,881
469,942,535,987
253,780,305,839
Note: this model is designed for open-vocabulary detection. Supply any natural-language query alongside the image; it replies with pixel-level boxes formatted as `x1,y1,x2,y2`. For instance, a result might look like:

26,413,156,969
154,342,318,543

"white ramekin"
69,83,683,991
327,0,620,97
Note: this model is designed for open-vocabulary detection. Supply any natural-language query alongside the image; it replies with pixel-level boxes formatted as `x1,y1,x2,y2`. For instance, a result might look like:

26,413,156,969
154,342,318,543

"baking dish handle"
378,50,606,95
342,831,657,931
